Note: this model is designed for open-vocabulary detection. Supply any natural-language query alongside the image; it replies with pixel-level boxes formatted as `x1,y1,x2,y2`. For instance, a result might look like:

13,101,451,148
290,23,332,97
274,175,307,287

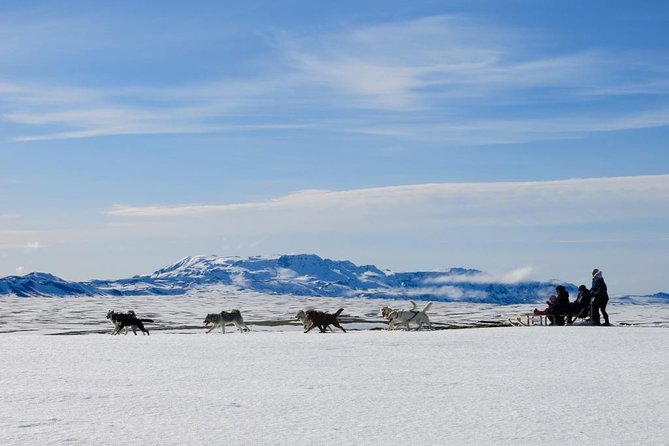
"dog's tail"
421,302,432,313
334,308,344,317
409,300,417,310
140,318,154,323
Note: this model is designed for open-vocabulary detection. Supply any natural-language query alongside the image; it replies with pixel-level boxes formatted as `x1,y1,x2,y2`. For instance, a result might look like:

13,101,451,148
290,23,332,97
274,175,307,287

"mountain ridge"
1,254,666,304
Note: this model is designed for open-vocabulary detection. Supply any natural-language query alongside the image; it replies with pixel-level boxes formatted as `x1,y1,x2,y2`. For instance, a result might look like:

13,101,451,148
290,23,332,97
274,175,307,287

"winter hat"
548,295,557,304
578,285,587,291
592,268,603,279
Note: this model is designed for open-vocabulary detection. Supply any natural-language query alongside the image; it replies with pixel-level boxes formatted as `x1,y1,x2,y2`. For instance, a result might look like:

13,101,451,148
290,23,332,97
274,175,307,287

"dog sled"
507,306,592,327
506,313,551,327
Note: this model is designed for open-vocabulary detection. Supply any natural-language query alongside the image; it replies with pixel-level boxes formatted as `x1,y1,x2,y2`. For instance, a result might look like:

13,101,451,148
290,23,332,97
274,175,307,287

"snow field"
1,327,668,445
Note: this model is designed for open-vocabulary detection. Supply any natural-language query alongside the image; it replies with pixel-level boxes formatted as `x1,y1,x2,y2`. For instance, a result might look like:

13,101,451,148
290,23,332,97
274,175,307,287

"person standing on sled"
590,268,610,326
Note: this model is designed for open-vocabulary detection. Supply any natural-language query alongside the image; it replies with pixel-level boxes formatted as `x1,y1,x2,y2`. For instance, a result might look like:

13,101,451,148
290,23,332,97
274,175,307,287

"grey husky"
203,310,250,334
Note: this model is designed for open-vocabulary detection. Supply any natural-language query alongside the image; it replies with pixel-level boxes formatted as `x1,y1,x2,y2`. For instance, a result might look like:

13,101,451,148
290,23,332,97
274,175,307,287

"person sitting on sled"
567,285,591,324
534,295,558,324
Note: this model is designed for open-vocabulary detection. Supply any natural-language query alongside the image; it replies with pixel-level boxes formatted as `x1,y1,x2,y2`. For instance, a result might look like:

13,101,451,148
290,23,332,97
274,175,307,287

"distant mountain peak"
3,253,661,304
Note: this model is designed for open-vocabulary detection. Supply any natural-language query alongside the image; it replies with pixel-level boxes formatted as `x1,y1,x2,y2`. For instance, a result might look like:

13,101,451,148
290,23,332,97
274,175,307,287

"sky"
1,0,668,295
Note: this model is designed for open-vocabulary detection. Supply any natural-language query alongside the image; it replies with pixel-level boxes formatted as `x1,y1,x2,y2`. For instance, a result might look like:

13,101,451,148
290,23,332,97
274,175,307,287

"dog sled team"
106,300,434,335
532,268,611,326
105,267,612,334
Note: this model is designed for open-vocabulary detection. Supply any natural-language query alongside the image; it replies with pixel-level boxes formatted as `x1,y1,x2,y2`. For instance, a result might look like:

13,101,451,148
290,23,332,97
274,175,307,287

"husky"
296,309,346,333
106,310,154,336
380,301,433,330
203,310,250,334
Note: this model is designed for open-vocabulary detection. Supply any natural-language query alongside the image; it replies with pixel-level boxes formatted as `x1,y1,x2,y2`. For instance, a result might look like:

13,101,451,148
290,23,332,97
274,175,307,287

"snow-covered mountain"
0,272,103,297
1,254,665,304
143,254,560,303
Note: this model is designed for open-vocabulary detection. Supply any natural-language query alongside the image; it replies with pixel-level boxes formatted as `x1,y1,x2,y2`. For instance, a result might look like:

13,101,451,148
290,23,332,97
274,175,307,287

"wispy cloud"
0,241,46,250
105,175,669,235
0,230,48,250
350,108,669,144
2,15,669,143
2,78,303,141
281,15,608,109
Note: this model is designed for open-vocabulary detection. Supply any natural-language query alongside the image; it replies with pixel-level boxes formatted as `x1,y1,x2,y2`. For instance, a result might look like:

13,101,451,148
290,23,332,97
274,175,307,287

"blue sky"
1,0,668,294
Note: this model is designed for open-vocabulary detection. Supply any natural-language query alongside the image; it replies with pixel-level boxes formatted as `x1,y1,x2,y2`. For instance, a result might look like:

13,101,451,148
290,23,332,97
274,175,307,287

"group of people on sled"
533,268,610,326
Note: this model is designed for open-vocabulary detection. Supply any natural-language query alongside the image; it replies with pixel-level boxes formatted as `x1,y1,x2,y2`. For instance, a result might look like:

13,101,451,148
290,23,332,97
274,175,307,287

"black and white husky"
203,310,250,334
106,310,154,336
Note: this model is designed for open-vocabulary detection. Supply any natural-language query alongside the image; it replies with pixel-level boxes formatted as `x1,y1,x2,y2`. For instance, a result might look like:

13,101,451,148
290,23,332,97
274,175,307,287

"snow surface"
1,289,669,445
2,328,668,445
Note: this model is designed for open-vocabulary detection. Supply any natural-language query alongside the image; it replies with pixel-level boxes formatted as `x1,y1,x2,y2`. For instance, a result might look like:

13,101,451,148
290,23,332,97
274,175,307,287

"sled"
507,313,550,327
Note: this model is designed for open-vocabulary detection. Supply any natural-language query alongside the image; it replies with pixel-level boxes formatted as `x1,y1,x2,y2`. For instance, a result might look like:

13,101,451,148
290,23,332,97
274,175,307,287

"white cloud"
425,266,537,285
0,231,48,250
105,175,669,236
15,266,24,274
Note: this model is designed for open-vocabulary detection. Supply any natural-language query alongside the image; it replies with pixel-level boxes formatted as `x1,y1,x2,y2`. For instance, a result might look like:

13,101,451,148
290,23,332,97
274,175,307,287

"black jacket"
554,288,571,314
590,277,609,303
575,289,592,308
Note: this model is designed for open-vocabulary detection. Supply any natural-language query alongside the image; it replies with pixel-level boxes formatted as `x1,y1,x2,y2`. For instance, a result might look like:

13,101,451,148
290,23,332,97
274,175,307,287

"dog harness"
406,310,420,322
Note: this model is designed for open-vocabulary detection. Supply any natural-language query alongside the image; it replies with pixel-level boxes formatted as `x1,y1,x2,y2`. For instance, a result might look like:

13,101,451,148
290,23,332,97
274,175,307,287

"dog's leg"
206,324,216,334
333,322,346,333
134,320,149,336
305,322,317,333
221,323,226,334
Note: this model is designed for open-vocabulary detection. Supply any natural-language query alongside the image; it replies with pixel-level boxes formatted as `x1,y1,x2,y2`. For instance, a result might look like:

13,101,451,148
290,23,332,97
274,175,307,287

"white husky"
380,301,433,330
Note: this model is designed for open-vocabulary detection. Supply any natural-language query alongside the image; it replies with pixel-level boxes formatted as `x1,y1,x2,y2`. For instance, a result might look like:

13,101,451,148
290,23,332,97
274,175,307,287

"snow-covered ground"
1,289,668,445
